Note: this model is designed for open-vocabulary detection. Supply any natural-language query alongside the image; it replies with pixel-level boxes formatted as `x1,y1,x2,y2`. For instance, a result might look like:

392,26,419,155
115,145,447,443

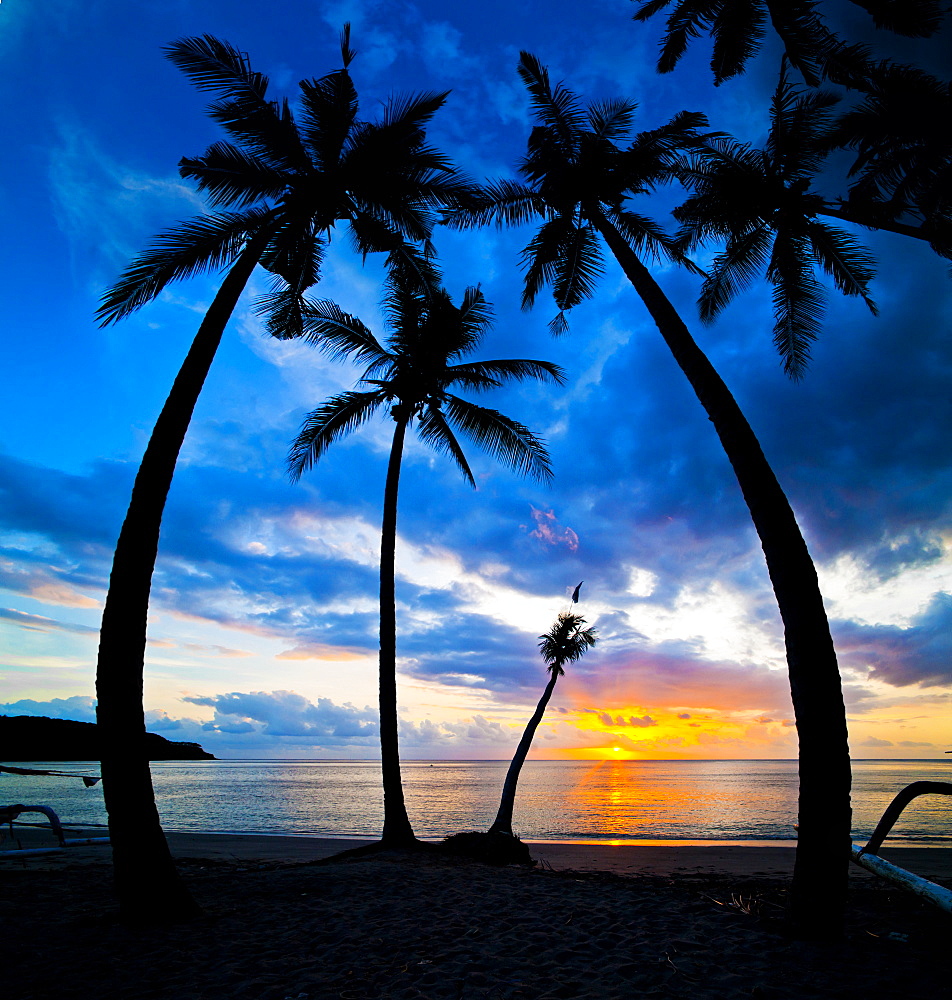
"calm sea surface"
3,759,950,845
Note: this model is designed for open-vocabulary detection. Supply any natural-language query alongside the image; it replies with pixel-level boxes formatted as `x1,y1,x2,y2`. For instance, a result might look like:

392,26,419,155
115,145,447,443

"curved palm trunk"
592,212,851,938
489,668,560,836
378,415,417,846
95,234,268,922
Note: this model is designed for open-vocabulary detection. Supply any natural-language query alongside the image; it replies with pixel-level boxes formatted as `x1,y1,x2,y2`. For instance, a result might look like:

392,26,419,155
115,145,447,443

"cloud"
0,607,99,635
0,696,98,722
276,642,373,661
182,690,378,742
834,592,952,688
525,506,579,552
857,736,894,748
182,644,252,658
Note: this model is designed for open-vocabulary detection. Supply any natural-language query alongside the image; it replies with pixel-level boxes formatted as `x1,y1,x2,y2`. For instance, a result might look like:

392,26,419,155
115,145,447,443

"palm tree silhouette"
675,60,951,373
489,611,597,836
288,260,564,846
631,0,945,86
446,52,851,936
674,65,879,378
826,60,952,256
94,29,472,920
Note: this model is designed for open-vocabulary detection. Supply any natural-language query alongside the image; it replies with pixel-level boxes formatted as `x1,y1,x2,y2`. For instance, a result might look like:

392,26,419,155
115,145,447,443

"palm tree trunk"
592,211,851,938
378,414,417,846
819,203,940,246
95,234,268,922
489,669,560,836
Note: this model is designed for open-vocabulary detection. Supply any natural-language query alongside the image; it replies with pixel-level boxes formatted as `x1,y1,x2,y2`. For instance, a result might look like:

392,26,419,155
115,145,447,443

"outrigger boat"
851,780,952,914
1,764,110,857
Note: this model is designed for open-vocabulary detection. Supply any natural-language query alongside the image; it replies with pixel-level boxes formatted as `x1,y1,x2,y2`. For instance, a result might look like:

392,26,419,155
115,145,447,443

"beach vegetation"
93,27,474,921
287,257,564,846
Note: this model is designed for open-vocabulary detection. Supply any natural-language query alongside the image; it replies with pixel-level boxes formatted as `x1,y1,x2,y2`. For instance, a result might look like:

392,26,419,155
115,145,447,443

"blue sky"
1,0,950,759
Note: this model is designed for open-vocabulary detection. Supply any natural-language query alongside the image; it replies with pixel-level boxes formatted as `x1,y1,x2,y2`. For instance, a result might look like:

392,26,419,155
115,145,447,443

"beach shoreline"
5,826,952,881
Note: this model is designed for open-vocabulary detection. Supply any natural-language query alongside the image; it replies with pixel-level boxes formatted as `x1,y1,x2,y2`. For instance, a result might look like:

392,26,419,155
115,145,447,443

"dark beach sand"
3,830,950,999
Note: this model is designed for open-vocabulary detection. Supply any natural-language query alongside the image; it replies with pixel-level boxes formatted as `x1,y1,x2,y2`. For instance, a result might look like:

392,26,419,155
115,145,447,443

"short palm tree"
288,260,564,846
445,51,851,937
94,30,472,921
489,611,597,836
631,0,945,86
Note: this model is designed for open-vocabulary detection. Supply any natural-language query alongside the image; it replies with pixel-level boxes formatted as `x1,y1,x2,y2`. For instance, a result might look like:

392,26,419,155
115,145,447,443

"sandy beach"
3,830,950,999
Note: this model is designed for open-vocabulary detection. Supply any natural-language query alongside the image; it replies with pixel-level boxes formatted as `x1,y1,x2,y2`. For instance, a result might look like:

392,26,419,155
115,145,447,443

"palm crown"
631,0,946,86
538,612,598,676
98,29,473,338
447,52,705,333
674,67,878,377
288,262,565,486
828,60,952,253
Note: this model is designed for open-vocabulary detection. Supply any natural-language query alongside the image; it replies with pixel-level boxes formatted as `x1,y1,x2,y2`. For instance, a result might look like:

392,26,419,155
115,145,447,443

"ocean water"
2,759,950,846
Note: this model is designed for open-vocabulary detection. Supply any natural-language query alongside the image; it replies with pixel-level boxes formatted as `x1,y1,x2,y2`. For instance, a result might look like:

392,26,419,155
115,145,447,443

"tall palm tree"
445,52,851,937
630,0,946,86
288,261,564,846
489,611,597,836
94,29,473,921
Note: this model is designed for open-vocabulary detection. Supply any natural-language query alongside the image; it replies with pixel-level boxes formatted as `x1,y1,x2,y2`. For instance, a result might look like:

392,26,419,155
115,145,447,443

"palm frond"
447,358,566,392
588,98,638,140
178,143,291,208
382,90,451,131
287,390,385,479
296,299,389,362
653,0,714,76
164,35,269,98
254,280,314,341
622,110,710,189
549,310,570,336
441,179,546,230
697,224,773,323
97,208,274,325
443,396,554,483
205,93,310,172
551,221,604,313
520,215,575,310
767,230,826,379
167,36,309,173
806,220,878,313
339,22,357,67
517,52,588,155
258,216,324,290
606,208,692,266
454,285,495,346
710,0,767,84
416,404,477,487
848,0,946,37
297,69,359,171
766,66,838,177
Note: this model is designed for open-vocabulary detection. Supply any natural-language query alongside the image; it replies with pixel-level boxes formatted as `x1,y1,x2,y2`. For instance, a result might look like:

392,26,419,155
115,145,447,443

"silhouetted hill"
0,715,216,761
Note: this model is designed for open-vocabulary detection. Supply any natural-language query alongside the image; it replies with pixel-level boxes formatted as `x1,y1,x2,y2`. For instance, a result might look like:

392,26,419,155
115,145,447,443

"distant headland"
0,715,216,761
